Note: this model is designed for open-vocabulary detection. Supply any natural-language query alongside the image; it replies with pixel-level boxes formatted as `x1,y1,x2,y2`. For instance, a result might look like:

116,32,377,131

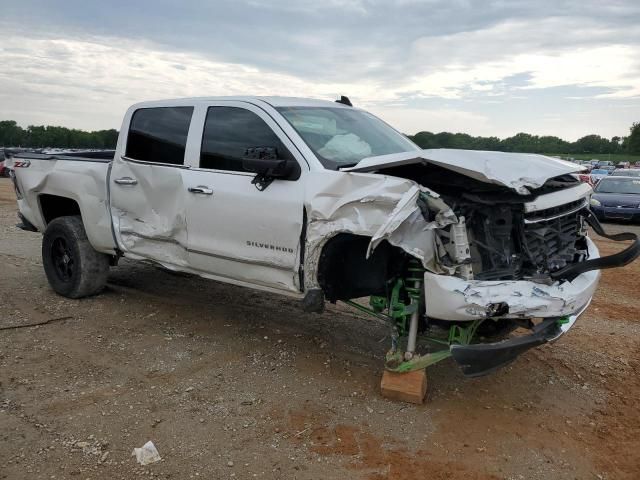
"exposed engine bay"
377,163,591,283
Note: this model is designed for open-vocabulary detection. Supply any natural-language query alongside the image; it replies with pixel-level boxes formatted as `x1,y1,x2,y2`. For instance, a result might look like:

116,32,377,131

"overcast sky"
0,0,639,140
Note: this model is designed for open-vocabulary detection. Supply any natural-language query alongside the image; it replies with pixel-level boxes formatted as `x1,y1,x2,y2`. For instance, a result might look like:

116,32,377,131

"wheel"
42,216,110,298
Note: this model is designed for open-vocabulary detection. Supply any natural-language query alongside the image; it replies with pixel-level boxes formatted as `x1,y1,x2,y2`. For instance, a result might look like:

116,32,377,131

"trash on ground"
132,440,161,465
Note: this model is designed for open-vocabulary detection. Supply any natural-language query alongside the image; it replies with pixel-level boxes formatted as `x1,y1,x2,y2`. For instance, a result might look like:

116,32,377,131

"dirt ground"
0,177,638,480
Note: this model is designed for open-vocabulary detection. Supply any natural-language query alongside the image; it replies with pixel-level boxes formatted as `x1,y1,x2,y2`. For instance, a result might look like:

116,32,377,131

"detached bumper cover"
450,302,589,377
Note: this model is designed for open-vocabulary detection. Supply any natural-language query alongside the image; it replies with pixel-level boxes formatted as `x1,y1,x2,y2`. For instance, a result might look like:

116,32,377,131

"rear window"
126,107,194,165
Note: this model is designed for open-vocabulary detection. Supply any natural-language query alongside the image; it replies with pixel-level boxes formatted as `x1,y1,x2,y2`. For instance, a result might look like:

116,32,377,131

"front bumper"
424,237,602,322
591,205,640,222
425,209,640,321
424,212,640,377
449,302,589,377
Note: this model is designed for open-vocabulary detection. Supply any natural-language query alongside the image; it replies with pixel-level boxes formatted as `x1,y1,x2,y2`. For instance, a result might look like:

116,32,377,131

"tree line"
409,122,640,155
1,118,639,156
0,120,118,149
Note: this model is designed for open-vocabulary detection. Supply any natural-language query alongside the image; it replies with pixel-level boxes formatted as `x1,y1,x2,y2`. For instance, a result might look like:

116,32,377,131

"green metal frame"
385,349,453,373
448,319,484,345
385,320,484,373
343,300,390,322
342,254,488,374
344,295,486,374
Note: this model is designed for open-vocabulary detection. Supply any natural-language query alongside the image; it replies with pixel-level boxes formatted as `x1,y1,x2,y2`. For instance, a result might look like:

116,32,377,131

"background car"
573,172,595,186
611,169,640,177
590,176,640,222
0,160,10,177
590,168,611,184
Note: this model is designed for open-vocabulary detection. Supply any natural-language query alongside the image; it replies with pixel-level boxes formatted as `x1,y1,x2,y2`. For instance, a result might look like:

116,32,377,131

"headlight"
590,198,601,207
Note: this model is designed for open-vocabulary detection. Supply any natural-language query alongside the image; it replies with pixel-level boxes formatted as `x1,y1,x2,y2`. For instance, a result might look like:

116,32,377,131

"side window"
200,106,293,171
125,107,194,165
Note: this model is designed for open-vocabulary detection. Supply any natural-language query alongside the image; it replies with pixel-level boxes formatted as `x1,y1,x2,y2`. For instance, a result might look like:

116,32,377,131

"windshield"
591,169,608,175
276,106,418,169
612,169,640,177
595,177,640,194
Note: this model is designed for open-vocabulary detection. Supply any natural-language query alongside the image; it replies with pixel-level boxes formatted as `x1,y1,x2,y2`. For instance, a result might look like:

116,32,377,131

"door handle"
114,177,138,186
188,185,214,195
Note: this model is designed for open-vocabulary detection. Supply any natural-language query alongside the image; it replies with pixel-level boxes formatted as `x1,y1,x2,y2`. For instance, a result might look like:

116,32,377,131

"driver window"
200,106,293,171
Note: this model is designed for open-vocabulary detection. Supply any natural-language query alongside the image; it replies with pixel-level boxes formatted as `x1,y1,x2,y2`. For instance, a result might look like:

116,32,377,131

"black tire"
42,216,109,298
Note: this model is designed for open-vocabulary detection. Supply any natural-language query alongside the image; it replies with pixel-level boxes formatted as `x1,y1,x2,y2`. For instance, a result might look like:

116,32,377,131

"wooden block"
380,369,427,404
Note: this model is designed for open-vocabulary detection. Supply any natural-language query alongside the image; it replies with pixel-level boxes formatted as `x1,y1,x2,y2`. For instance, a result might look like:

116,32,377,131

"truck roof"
131,96,354,110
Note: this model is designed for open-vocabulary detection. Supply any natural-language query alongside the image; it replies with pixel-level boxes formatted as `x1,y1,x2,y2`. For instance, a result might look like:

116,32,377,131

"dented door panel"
110,160,191,267
183,168,304,292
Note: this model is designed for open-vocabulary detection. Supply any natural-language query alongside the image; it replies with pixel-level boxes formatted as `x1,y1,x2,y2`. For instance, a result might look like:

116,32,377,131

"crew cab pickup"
9,96,639,378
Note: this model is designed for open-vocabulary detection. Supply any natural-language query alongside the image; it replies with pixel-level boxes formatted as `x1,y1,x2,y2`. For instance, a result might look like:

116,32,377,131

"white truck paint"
10,96,638,377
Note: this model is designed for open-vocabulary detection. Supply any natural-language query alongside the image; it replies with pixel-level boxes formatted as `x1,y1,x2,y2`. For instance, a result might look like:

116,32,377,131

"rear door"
109,105,195,267
182,102,307,293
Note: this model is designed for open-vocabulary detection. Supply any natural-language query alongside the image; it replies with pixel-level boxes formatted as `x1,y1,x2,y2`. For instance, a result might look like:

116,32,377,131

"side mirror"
242,146,297,190
242,158,295,179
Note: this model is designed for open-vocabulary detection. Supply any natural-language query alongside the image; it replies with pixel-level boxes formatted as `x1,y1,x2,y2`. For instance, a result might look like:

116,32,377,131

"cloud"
0,35,394,130
0,0,639,139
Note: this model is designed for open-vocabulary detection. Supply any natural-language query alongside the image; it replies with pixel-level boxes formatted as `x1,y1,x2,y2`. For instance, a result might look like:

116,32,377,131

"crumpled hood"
342,148,584,195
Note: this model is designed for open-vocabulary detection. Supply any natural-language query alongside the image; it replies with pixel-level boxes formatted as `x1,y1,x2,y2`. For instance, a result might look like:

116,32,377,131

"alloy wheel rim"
52,237,74,281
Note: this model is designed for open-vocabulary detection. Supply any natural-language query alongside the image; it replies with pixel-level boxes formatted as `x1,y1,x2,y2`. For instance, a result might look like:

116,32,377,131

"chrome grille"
524,198,588,223
522,206,584,272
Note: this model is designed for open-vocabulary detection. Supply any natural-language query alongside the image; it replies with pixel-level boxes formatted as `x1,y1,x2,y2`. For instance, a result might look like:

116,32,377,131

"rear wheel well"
317,233,406,302
39,195,81,225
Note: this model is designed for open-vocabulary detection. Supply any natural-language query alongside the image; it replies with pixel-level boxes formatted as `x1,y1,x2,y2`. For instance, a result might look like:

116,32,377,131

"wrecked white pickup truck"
9,96,639,378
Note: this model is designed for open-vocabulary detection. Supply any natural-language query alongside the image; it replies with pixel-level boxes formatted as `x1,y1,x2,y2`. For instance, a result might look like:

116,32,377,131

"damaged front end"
311,150,640,377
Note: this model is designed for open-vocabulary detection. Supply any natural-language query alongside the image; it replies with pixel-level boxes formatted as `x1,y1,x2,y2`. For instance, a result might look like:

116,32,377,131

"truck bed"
10,150,117,253
13,150,115,162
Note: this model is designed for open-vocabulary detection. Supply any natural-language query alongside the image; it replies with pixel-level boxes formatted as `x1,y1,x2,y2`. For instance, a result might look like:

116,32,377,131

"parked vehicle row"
570,159,640,173
572,164,639,188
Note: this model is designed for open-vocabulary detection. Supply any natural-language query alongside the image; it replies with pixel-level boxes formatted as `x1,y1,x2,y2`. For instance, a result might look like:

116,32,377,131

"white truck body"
10,96,639,377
